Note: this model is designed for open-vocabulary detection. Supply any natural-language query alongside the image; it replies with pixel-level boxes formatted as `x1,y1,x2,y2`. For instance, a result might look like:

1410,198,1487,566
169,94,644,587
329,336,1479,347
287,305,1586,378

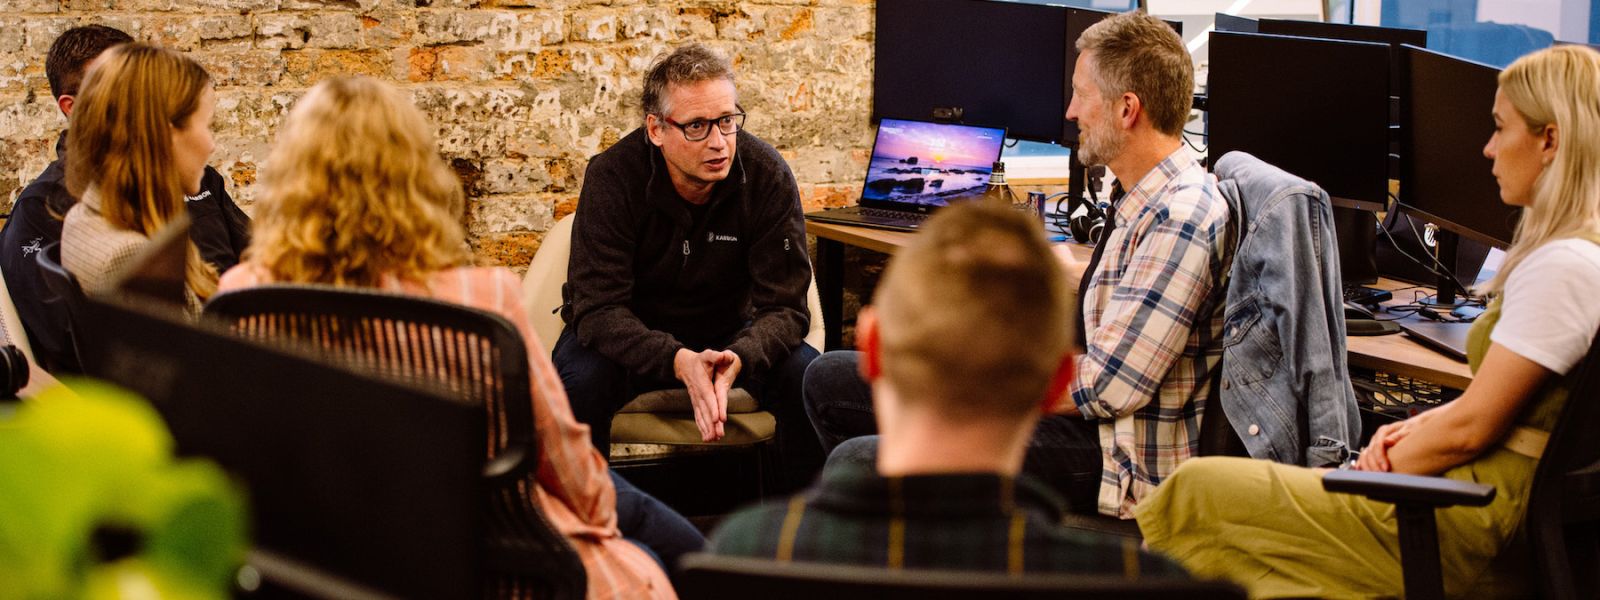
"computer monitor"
1208,32,1389,211
1212,13,1258,34
1217,16,1424,97
1399,46,1517,249
874,0,1070,143
1207,31,1390,284
1256,18,1426,48
1399,45,1519,303
81,296,486,599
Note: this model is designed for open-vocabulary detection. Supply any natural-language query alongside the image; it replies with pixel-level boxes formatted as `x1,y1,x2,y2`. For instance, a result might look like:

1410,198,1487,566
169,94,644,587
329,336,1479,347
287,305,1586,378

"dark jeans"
803,350,1104,514
554,328,824,490
611,470,703,574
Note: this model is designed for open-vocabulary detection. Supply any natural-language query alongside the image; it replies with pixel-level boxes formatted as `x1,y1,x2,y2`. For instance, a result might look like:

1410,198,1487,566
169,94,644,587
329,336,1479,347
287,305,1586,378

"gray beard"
1076,126,1125,167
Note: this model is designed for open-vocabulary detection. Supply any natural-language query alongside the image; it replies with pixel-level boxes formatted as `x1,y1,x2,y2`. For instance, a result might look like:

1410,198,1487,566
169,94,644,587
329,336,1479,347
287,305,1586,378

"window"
1364,0,1597,67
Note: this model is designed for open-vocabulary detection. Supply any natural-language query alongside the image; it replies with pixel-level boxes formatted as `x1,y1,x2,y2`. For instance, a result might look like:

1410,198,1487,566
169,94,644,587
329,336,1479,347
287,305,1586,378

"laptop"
806,118,1007,231
1401,319,1472,362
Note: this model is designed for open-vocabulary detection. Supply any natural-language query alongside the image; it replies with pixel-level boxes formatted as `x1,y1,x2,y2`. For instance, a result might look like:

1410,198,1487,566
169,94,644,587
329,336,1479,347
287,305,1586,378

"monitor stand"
1420,229,1470,308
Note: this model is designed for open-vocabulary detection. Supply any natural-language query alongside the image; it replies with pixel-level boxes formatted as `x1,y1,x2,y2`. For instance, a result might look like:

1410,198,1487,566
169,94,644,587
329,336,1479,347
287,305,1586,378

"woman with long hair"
1135,45,1600,598
63,43,218,312
218,76,699,599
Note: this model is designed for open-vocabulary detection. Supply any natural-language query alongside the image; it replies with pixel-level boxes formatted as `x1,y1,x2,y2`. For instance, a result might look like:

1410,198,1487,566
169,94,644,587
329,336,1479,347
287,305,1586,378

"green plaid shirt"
709,463,1186,577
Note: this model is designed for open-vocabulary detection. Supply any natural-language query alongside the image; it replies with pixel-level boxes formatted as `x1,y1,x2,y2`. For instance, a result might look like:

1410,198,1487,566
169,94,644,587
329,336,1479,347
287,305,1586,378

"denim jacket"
1214,152,1361,467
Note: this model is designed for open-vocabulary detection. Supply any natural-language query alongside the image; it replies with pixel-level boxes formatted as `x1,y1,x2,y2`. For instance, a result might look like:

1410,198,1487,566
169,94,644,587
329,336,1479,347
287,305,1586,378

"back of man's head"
872,202,1074,422
1077,12,1193,137
47,25,133,101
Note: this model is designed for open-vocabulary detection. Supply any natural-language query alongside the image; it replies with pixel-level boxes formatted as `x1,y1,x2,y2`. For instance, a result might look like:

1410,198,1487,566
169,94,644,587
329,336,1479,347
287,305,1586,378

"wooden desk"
1345,279,1475,390
807,219,1472,389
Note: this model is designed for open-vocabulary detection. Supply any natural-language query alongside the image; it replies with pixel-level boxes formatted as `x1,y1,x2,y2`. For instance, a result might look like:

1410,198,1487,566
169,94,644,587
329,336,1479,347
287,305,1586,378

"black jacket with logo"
0,132,251,373
561,127,812,382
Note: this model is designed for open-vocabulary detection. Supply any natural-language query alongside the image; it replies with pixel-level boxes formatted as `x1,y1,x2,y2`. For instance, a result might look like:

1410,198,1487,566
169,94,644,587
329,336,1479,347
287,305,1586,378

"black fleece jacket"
561,127,812,382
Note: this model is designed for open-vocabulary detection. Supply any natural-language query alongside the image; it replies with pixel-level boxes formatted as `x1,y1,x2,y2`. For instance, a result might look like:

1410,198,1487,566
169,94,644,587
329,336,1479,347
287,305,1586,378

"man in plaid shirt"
1055,12,1231,518
711,202,1185,578
800,11,1228,520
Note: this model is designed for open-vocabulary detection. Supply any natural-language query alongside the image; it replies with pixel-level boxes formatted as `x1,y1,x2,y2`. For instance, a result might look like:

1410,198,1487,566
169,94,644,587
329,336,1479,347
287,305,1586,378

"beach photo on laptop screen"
862,119,1007,206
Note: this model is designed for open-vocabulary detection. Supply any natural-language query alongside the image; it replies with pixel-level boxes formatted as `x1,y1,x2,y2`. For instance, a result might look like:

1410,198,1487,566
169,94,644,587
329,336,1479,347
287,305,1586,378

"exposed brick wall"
0,0,874,269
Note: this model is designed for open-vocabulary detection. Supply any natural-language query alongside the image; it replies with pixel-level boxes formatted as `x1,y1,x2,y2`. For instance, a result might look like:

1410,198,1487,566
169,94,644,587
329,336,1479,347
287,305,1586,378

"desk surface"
807,219,1473,390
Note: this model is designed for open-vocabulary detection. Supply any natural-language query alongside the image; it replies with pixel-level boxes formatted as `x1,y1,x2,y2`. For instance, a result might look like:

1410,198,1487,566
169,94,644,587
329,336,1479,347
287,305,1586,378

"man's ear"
856,307,882,382
645,113,665,147
1039,351,1077,414
57,95,74,118
1119,92,1141,130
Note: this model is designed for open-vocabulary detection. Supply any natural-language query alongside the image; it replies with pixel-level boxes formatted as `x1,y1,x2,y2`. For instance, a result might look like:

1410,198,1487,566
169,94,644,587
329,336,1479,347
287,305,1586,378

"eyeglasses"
660,112,747,142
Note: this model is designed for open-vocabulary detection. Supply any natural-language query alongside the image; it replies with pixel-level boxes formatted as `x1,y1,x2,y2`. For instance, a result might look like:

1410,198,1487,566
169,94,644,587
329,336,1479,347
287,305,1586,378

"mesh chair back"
1525,327,1600,600
203,285,584,599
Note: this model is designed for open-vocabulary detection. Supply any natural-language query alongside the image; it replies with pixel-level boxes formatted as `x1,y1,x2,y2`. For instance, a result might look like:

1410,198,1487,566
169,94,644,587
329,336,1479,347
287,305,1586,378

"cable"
1381,192,1480,302
1182,135,1207,154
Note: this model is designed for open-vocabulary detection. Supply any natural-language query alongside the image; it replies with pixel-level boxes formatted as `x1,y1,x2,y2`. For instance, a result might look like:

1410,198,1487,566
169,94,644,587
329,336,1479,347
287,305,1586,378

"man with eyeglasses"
555,43,822,490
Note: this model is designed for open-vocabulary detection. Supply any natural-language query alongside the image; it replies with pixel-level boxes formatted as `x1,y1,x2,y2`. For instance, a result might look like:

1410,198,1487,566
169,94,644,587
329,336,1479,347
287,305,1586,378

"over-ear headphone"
1069,201,1107,245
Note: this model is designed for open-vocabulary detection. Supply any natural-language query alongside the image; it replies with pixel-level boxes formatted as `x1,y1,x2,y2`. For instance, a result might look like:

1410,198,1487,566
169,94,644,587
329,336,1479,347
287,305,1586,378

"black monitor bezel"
1395,44,1518,250
872,0,1071,144
1206,30,1392,213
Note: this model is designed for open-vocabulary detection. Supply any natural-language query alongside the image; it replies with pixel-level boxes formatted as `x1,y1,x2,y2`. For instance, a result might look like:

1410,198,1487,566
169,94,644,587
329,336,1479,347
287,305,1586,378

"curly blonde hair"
250,76,469,287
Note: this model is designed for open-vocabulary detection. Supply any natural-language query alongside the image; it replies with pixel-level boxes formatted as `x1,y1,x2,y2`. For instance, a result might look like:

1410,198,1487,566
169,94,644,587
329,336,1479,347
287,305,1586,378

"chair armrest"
483,443,533,486
1322,469,1496,508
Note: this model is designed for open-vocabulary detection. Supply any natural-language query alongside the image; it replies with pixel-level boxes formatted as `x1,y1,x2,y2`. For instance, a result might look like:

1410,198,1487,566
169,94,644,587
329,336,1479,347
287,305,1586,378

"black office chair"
204,285,585,600
676,553,1247,599
1324,327,1600,600
35,242,90,373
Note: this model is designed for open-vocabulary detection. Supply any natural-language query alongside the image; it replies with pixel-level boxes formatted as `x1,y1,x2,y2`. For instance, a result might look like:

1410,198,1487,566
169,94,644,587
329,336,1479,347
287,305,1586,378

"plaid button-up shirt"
1070,146,1231,518
709,463,1185,578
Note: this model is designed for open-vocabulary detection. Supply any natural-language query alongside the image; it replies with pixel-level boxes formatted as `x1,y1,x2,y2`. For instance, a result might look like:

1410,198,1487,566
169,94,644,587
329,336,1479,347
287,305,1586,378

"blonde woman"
217,76,700,599
1135,45,1600,598
63,43,219,313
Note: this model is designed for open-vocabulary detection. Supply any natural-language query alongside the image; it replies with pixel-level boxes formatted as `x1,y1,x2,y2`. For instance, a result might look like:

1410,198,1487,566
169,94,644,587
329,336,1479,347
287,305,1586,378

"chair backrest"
524,214,575,349
522,213,826,352
202,285,586,597
677,553,1247,600
1524,327,1600,600
35,242,90,372
0,259,56,396
86,293,486,599
204,285,532,428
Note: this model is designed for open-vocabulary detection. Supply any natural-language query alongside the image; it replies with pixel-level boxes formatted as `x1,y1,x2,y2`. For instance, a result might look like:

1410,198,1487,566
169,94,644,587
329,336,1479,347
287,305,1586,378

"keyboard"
804,206,932,232
857,207,930,222
1343,284,1393,306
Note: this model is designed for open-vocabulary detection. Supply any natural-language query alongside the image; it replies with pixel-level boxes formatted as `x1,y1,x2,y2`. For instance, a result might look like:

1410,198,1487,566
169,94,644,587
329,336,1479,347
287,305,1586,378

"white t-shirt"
1490,238,1600,375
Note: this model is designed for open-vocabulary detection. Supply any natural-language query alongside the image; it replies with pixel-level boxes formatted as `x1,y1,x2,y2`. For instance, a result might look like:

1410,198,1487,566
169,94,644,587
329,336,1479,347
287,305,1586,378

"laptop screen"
861,118,1007,208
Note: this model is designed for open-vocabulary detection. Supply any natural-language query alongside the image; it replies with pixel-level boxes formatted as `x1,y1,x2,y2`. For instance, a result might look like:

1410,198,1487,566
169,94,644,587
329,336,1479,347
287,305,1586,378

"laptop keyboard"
858,208,930,222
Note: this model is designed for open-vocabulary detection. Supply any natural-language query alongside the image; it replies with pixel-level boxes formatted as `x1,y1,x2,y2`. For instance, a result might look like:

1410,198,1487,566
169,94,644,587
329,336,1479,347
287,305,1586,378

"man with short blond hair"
710,202,1183,577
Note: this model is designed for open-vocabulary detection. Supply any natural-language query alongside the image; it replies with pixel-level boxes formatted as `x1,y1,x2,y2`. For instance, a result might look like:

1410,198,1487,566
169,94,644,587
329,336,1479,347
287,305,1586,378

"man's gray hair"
641,43,735,119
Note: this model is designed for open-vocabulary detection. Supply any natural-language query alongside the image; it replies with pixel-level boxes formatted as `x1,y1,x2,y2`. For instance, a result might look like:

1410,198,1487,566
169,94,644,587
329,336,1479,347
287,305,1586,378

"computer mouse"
1344,301,1376,321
